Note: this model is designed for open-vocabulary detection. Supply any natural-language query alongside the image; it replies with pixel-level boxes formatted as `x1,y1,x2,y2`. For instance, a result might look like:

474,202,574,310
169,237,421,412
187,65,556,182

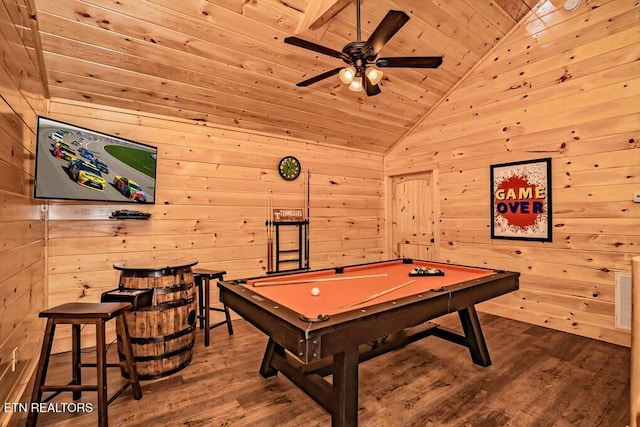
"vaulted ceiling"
27,0,539,152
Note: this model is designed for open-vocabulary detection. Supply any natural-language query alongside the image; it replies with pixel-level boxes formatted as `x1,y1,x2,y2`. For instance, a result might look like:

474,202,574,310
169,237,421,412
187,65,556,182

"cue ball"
311,287,320,296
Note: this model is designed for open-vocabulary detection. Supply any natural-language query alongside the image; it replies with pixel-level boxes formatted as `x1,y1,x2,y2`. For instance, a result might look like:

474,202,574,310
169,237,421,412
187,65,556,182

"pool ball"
311,287,320,296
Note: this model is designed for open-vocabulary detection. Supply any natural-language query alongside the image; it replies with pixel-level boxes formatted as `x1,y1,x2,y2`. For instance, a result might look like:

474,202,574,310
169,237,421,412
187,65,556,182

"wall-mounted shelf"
110,210,152,220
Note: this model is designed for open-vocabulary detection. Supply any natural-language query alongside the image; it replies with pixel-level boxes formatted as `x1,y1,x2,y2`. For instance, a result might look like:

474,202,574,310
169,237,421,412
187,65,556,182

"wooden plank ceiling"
29,0,538,153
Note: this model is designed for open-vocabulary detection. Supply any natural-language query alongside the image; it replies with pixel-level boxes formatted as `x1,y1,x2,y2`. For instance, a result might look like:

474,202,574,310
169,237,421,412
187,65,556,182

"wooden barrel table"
113,258,198,380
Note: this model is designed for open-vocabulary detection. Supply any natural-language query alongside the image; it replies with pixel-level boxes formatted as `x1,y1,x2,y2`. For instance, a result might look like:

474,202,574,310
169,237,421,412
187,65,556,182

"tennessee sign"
490,158,552,242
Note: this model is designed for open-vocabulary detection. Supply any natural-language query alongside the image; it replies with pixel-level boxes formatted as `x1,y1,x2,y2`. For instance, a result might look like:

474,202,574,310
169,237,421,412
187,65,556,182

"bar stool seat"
27,302,142,427
193,269,234,347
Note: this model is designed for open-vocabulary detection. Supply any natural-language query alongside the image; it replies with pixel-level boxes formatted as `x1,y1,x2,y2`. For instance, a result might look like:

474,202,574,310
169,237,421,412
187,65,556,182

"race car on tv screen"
79,147,95,160
90,158,109,174
68,160,106,191
52,142,77,162
113,175,146,202
49,131,64,142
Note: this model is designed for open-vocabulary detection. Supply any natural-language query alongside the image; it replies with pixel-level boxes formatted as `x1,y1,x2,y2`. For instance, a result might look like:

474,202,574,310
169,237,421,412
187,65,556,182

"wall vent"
615,272,632,331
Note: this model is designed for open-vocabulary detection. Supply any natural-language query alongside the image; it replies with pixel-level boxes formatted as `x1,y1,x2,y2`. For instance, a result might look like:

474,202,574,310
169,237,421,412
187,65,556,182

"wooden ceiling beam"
296,0,354,33
493,0,536,22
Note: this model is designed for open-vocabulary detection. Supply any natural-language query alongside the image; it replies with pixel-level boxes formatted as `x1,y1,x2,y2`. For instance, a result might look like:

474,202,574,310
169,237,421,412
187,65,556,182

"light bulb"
339,66,356,84
348,78,363,92
365,67,383,85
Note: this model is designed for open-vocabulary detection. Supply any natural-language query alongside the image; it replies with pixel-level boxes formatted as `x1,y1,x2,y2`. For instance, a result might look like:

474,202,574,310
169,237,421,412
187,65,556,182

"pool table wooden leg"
332,346,359,427
458,305,491,367
259,338,282,377
258,338,360,426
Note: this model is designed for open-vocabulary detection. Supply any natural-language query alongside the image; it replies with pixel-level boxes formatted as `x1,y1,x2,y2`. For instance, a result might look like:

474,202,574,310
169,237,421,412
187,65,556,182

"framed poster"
490,158,552,242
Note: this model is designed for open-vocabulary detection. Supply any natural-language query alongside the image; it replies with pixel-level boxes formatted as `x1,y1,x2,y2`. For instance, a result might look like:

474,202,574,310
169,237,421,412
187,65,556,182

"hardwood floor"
13,313,630,426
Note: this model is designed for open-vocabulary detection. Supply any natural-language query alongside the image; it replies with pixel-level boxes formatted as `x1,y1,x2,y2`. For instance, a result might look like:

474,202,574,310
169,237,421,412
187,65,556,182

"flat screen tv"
34,116,157,204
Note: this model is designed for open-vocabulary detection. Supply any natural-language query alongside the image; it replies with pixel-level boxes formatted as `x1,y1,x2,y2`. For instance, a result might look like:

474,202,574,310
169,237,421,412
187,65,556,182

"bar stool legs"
27,319,56,426
27,302,142,427
72,324,81,400
117,315,142,400
193,269,234,347
96,319,108,424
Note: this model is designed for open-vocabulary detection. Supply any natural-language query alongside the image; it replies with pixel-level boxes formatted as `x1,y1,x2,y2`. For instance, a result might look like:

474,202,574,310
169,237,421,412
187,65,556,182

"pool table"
218,259,519,426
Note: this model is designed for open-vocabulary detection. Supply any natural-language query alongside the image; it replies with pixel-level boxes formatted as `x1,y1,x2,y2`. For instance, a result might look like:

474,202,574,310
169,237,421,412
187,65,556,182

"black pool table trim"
217,259,520,427
247,257,491,280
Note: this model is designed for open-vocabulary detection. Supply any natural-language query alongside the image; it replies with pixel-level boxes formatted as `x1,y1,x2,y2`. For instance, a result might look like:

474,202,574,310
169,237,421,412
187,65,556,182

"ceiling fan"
284,0,443,96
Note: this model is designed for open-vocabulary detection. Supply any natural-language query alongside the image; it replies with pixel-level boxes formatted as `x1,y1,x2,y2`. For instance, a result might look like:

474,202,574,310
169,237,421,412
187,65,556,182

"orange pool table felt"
246,260,494,320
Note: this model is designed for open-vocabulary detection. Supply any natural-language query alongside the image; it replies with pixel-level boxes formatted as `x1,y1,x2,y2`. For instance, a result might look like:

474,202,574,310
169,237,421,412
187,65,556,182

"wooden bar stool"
193,269,234,347
27,302,143,427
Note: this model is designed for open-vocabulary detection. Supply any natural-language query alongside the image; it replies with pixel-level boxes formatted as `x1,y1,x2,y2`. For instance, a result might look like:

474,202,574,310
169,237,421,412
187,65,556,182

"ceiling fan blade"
296,67,342,87
363,10,410,57
376,56,443,68
363,74,382,96
284,36,346,60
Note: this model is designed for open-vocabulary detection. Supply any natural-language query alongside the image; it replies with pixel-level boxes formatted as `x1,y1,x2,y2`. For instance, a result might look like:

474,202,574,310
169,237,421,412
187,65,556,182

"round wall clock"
278,156,301,181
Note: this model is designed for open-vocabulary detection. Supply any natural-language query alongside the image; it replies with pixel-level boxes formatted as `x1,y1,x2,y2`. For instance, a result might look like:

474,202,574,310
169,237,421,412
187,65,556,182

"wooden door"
391,172,436,260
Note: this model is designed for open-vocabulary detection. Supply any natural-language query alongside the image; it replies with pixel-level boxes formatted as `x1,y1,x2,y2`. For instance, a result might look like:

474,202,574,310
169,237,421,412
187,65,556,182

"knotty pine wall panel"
386,0,639,346
46,99,384,352
0,0,47,418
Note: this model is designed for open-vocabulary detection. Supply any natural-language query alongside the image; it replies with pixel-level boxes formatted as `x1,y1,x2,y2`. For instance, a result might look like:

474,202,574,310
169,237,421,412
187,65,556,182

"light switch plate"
634,192,640,203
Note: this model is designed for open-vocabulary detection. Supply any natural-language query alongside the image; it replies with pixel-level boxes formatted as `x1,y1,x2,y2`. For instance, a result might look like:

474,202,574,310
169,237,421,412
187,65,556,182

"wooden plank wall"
0,0,47,420
386,0,639,347
45,98,385,352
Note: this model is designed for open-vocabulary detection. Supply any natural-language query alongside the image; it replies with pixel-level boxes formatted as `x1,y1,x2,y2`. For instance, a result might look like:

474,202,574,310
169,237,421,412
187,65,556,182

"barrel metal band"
119,266,192,278
121,359,192,381
117,283,194,295
135,296,195,312
118,342,194,362
128,324,195,344
152,282,193,295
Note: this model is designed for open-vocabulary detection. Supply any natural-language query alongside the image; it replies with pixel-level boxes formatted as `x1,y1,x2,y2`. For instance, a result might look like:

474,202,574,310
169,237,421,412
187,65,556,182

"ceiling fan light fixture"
339,66,356,84
365,67,383,85
284,2,443,95
348,78,363,92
